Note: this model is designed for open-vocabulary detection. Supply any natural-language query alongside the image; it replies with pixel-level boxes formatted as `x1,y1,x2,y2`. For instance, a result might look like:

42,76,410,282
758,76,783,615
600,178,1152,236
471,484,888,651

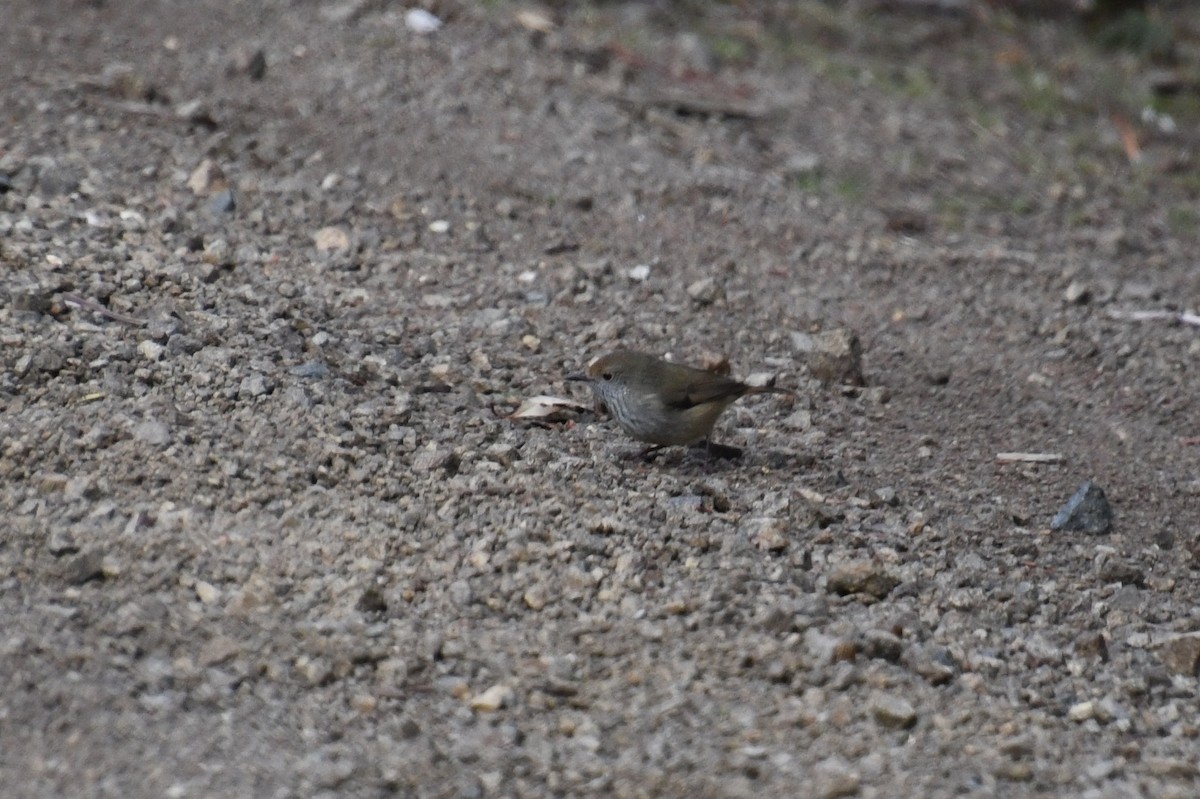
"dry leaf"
508,395,587,421
1110,112,1141,165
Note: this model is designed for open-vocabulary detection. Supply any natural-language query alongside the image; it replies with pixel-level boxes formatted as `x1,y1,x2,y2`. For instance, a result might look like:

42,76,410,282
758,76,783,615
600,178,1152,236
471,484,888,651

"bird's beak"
566,372,588,383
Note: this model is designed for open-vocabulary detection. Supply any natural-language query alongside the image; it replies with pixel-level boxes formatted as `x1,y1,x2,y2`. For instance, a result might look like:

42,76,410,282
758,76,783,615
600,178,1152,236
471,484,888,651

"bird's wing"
662,366,747,410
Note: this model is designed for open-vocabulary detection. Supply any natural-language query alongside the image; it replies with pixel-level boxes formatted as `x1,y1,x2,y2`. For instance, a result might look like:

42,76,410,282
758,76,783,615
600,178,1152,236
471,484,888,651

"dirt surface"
3,1,1200,796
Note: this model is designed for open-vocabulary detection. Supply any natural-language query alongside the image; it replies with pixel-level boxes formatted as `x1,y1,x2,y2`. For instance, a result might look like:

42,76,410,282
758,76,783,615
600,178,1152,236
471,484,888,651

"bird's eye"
601,372,613,381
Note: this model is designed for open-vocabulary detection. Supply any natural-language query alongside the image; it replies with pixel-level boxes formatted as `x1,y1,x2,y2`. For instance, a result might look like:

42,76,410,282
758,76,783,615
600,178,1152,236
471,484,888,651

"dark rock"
66,550,106,584
1051,480,1113,534
356,587,388,614
1097,559,1144,587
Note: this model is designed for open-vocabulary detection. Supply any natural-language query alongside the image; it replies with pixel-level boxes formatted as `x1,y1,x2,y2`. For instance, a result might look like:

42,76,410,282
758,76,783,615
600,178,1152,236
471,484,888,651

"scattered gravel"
3,1,1200,798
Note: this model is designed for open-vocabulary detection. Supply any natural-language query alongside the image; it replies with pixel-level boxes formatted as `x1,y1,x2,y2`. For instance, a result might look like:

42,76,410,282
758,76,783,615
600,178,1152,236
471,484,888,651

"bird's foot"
623,444,665,461
694,439,743,460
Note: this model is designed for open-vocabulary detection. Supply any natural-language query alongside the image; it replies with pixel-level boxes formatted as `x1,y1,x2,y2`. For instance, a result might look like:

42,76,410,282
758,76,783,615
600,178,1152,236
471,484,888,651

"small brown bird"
567,349,792,456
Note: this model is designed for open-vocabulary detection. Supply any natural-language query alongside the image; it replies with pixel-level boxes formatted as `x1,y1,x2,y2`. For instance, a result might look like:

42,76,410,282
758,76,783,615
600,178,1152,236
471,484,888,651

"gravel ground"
3,1,1200,797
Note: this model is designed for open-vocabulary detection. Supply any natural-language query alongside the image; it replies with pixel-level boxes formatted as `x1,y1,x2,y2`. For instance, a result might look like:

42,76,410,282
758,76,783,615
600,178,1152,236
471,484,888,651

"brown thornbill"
567,349,793,456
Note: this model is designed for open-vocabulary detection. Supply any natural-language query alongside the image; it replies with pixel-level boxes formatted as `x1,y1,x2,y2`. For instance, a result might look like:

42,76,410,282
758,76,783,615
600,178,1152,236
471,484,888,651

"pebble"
1097,559,1144,587
413,446,459,474
132,419,171,446
138,340,166,361
871,486,899,507
994,761,1034,781
791,331,815,352
785,409,813,430
782,151,822,180
523,586,548,611
187,159,227,195
1067,700,1096,722
871,694,918,729
468,684,514,712
812,757,861,799
199,635,240,666
861,629,904,662
807,328,864,386
209,189,236,214
826,561,899,600
666,494,705,512
66,550,107,584
40,473,69,495
313,226,351,252
686,276,721,304
48,529,80,556
745,517,789,552
238,374,274,399
289,361,330,379
100,556,122,580
352,587,386,614
627,263,651,282
903,645,957,685
1064,280,1091,304
1051,480,1113,535
194,580,220,604
230,47,267,80
1156,632,1200,676
404,8,442,34
146,316,180,342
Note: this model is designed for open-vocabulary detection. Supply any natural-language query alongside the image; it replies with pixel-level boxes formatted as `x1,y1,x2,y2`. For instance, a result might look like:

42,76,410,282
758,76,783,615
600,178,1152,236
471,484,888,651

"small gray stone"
827,561,898,600
1051,480,1112,534
145,316,181,342
782,151,822,180
1064,280,1091,304
790,331,815,352
1156,632,1200,677
871,486,899,507
447,579,473,606
861,629,904,662
483,443,518,468
413,447,460,474
686,276,722,305
209,189,236,214
289,361,330,379
31,156,83,195
48,529,80,556
871,693,917,729
132,419,171,446
903,645,957,685
807,328,864,386
238,374,274,399
166,334,204,356
66,550,106,584
812,757,860,799
666,494,705,512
